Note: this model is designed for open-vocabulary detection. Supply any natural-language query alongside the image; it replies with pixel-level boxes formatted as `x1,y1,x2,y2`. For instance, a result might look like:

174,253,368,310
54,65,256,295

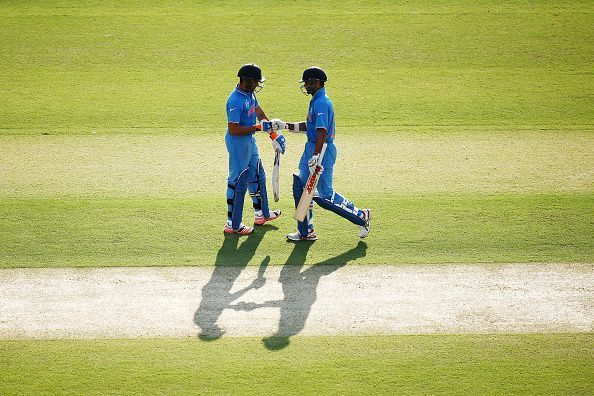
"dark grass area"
1,193,592,268
1,334,592,395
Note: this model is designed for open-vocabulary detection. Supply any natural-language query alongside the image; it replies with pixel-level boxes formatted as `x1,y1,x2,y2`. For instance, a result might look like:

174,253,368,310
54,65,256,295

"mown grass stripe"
1,334,592,395
1,193,591,268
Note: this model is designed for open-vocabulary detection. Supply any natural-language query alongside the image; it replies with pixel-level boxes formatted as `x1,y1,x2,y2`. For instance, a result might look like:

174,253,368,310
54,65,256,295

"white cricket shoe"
358,209,371,238
286,230,317,241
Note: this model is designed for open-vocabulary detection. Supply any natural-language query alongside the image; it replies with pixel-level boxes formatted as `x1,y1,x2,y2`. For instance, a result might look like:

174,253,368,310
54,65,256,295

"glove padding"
270,119,286,132
270,132,286,154
257,120,272,132
308,154,324,174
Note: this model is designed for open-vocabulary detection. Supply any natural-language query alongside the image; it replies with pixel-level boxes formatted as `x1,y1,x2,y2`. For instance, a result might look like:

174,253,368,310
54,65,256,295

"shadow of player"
194,225,275,341
231,240,368,350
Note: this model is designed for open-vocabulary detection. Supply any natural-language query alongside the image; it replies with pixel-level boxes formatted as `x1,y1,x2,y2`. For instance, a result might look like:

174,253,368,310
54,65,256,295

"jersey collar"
311,87,326,101
235,85,252,97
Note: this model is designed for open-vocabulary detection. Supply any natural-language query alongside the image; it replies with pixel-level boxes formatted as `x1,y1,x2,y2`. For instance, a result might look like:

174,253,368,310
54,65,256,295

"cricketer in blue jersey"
224,64,286,235
270,67,371,241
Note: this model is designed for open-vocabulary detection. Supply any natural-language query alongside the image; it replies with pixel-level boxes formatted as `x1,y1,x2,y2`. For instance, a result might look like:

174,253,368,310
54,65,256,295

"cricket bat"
272,149,280,202
294,143,327,222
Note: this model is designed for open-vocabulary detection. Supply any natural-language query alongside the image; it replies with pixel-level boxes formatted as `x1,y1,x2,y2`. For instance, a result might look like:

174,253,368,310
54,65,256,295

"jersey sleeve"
313,101,329,131
226,96,241,124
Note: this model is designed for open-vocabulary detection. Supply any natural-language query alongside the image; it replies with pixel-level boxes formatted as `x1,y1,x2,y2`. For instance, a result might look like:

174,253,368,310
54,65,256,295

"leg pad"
313,192,365,226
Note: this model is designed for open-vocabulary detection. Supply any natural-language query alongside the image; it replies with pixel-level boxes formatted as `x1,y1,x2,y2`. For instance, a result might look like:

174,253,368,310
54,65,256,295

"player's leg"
313,145,371,237
287,145,317,241
247,147,281,225
286,173,316,241
313,190,371,237
224,136,253,235
225,168,253,234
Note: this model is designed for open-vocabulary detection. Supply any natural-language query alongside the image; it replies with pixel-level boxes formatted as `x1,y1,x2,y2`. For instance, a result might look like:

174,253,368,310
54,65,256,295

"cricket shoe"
286,230,317,241
223,223,254,235
358,209,371,238
254,209,281,225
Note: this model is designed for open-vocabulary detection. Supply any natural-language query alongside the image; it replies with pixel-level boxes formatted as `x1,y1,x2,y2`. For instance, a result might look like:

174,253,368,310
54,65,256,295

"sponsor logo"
305,172,319,193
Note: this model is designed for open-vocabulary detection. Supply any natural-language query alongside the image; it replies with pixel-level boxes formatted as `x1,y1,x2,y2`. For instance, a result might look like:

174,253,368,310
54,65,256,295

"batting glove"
256,120,272,132
270,119,286,132
308,154,324,174
270,132,286,154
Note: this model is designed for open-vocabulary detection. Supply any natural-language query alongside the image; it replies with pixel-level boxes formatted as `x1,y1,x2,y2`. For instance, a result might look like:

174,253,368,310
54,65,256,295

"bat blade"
294,170,320,221
272,150,280,202
294,143,327,222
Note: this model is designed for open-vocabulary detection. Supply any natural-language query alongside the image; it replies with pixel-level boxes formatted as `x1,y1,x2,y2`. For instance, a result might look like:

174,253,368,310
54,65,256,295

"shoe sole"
224,228,253,235
254,213,281,225
286,235,317,241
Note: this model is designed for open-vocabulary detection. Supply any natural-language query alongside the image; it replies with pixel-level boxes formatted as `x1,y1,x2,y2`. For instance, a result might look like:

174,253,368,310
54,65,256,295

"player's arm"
306,127,327,173
270,119,306,133
286,121,306,133
255,106,269,122
228,122,264,136
314,128,328,154
312,101,329,147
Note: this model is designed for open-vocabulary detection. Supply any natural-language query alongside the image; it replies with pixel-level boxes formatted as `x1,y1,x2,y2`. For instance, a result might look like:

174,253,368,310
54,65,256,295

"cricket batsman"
224,64,286,235
271,66,371,241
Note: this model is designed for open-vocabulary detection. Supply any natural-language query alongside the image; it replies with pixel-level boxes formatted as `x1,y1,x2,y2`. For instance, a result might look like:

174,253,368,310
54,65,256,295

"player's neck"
311,87,325,98
237,84,252,93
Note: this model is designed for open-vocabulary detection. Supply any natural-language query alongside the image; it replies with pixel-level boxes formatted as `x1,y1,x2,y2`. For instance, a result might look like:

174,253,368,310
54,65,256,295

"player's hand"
256,120,272,133
270,132,286,154
308,154,323,174
270,119,286,132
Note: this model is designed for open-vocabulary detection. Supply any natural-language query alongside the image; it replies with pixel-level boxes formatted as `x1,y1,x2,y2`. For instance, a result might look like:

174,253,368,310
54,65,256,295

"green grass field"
0,0,592,394
1,335,592,395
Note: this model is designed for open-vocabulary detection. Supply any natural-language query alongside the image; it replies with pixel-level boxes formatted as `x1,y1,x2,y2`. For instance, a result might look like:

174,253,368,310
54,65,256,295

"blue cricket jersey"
226,86,259,134
306,87,335,143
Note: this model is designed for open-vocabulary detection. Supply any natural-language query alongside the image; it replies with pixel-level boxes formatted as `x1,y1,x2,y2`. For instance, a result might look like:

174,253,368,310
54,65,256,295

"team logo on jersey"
245,99,256,116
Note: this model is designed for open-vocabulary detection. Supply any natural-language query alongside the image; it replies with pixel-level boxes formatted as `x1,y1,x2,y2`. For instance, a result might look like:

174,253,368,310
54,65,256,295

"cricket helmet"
300,66,327,83
237,64,265,82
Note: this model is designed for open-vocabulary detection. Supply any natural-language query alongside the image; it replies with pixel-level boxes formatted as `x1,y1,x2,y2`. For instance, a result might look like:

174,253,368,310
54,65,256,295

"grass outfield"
1,334,592,395
1,1,592,131
1,193,592,268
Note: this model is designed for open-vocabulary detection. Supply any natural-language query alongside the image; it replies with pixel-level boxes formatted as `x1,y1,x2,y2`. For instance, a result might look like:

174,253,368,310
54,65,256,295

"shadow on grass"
232,240,368,351
194,225,275,341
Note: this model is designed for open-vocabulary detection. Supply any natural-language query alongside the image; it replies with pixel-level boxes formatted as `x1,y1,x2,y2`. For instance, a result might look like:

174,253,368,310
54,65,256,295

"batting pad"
313,192,365,226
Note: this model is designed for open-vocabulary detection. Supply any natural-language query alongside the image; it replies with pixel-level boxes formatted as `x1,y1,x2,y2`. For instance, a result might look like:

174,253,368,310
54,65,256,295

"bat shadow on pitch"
231,240,368,351
194,225,276,341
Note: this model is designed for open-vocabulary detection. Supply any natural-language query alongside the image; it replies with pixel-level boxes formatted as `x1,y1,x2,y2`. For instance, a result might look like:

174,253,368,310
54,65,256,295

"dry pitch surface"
1,263,591,339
